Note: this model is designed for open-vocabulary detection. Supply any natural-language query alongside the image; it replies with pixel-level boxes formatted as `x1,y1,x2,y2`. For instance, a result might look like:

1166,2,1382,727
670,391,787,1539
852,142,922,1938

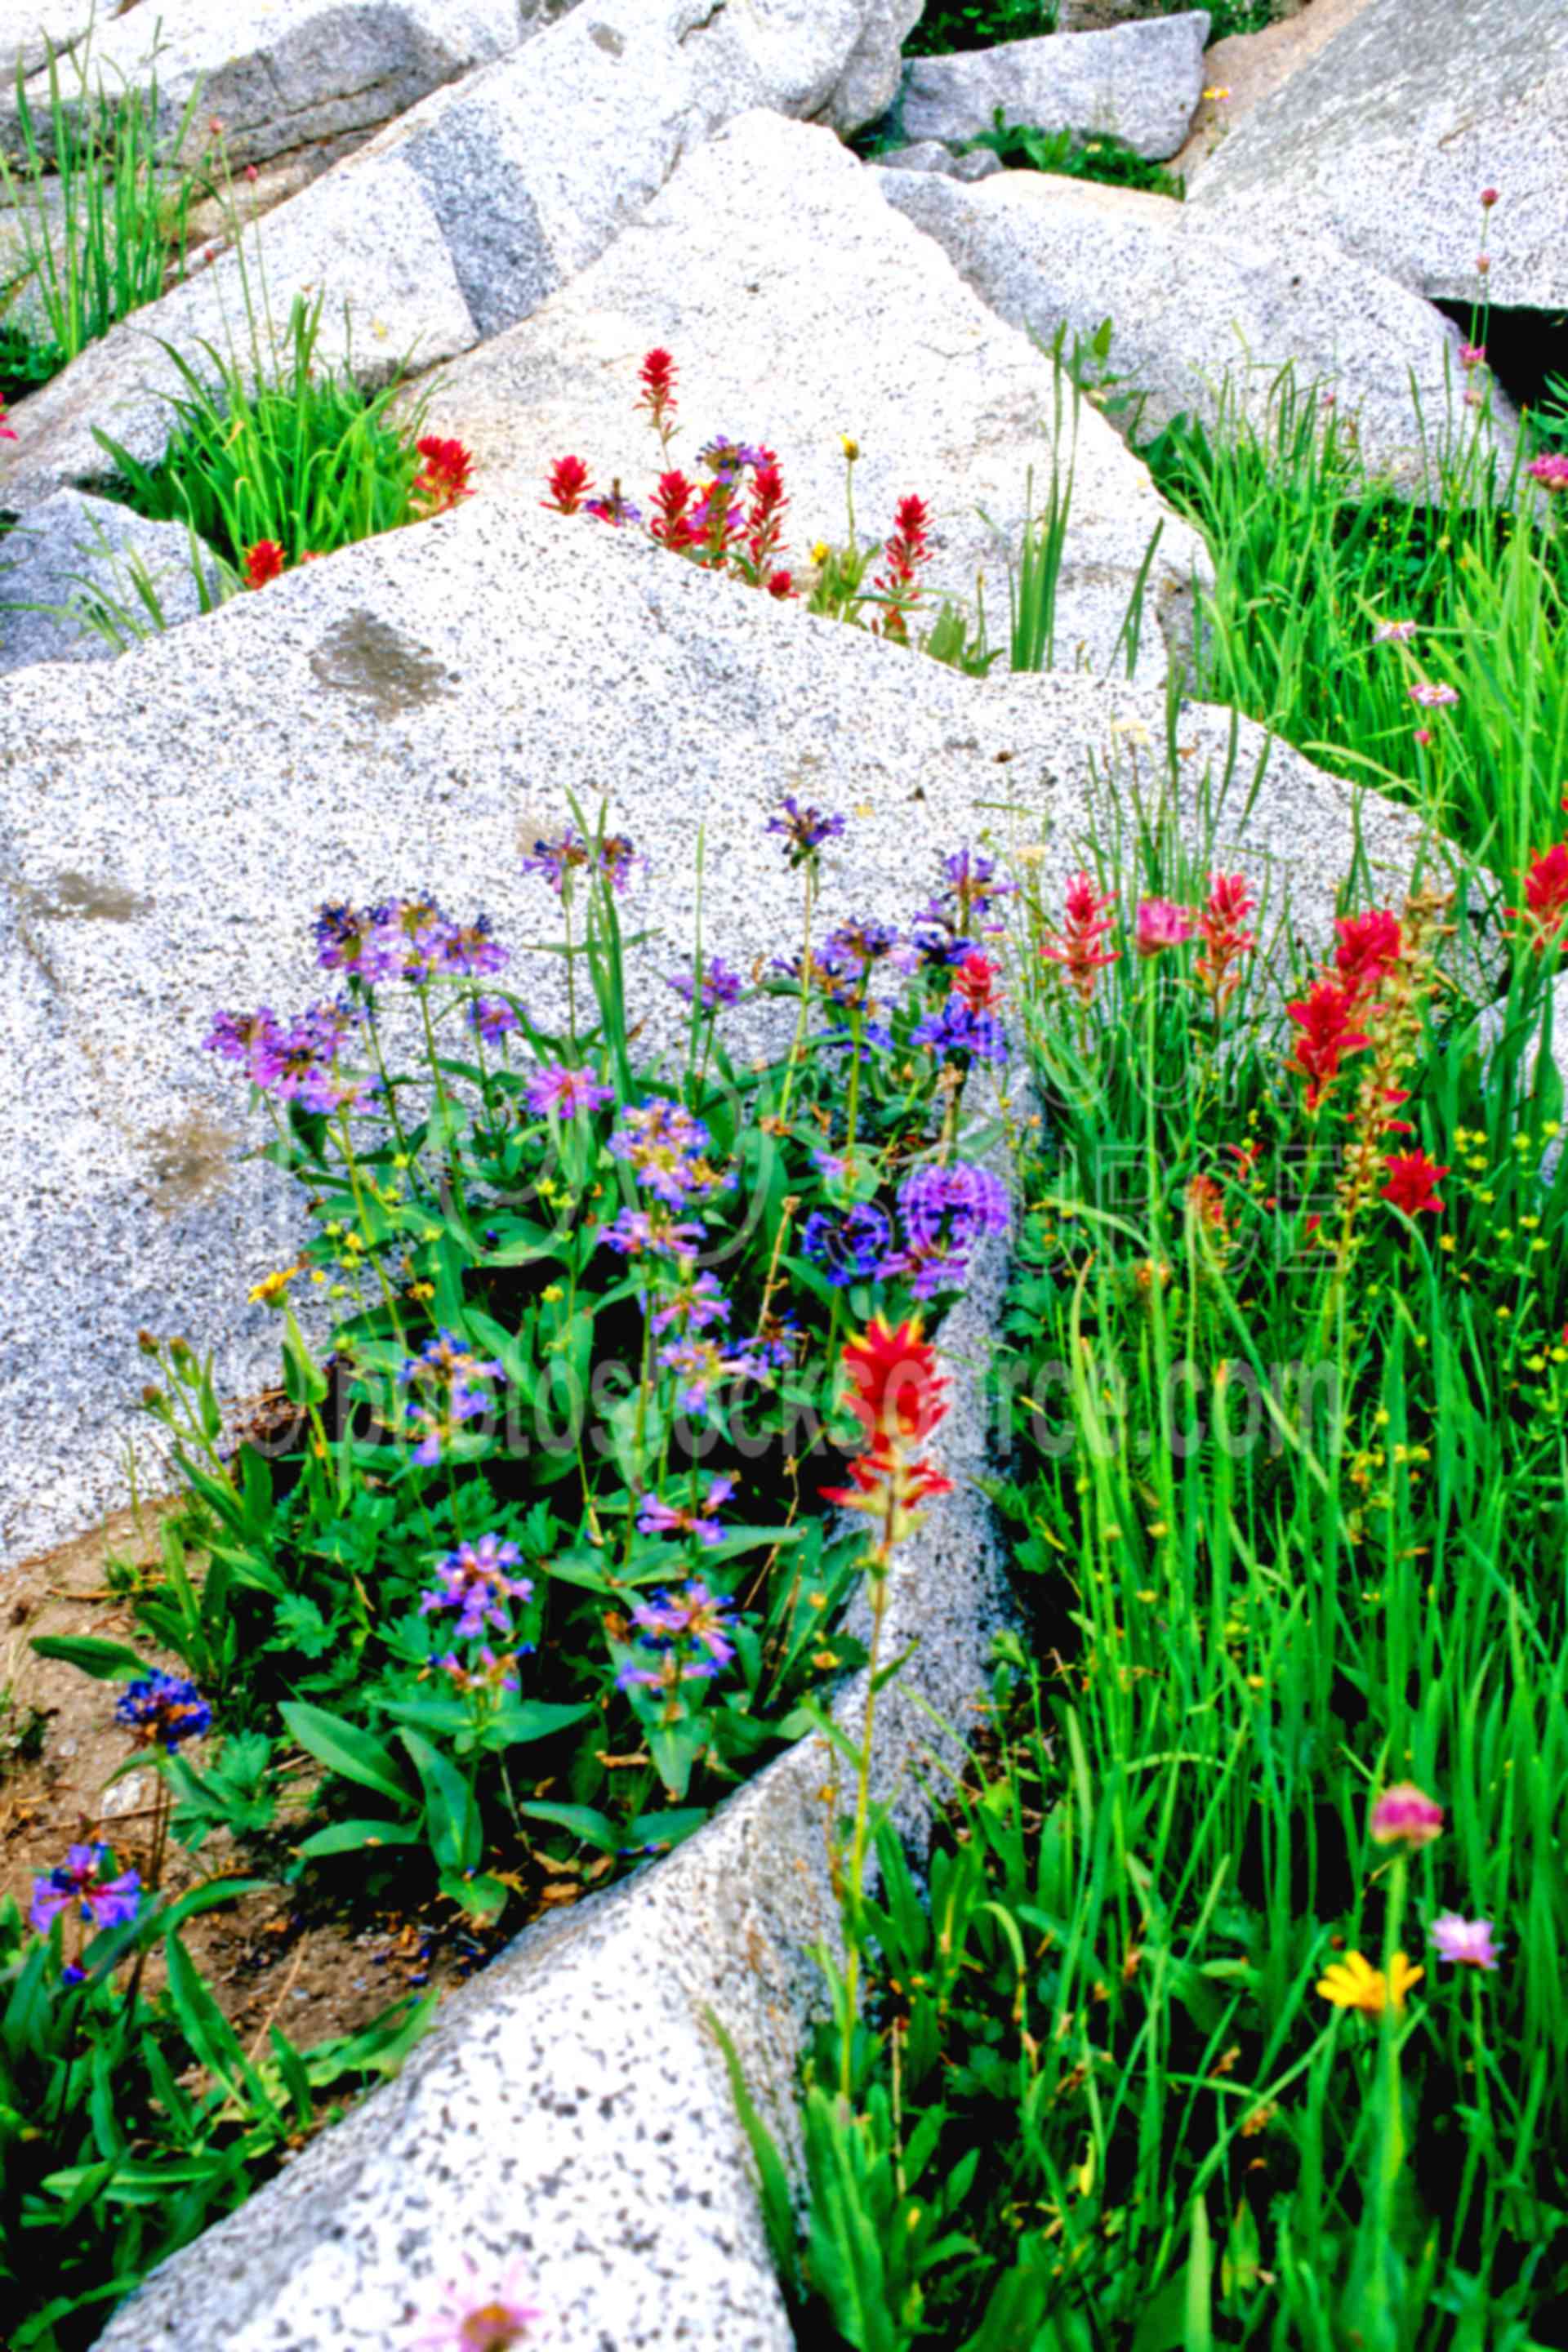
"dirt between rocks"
0,1504,490,2056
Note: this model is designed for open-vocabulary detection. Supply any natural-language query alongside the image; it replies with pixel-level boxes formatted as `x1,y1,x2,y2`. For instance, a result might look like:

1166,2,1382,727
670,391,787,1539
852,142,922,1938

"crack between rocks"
676,1,727,43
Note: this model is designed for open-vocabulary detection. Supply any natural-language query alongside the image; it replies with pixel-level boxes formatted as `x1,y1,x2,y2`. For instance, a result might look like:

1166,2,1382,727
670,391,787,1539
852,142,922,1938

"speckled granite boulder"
0,488,223,668
3,0,529,167
1188,0,1568,310
878,165,1517,490
877,136,1004,180
420,111,1209,684
0,0,88,82
896,10,1211,161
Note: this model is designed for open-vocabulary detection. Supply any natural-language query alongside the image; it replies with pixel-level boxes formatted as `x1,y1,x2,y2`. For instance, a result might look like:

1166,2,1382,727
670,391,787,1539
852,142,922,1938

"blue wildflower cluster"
114,1673,212,1753
398,1330,506,1464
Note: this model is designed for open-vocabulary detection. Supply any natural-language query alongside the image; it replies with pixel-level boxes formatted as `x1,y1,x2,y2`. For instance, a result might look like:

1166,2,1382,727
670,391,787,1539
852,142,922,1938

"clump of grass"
755,734,1568,2350
1139,368,1568,878
91,292,439,568
964,111,1186,198
0,36,204,382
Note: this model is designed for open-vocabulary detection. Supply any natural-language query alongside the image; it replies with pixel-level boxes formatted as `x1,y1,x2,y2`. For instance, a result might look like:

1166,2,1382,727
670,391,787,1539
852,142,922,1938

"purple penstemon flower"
767,795,847,866
636,1473,737,1548
398,1330,505,1463
468,996,521,1043
657,1335,769,1414
598,1205,706,1261
911,999,1009,1065
610,1097,729,1208
525,1062,616,1120
437,1647,523,1699
617,1581,739,1691
421,1534,534,1641
802,1202,893,1289
584,486,643,526
919,844,1017,946
649,1272,731,1336
430,916,510,978
519,826,639,897
115,1673,212,1753
884,1161,1009,1298
218,1000,373,1116
669,957,744,1013
30,1844,141,1935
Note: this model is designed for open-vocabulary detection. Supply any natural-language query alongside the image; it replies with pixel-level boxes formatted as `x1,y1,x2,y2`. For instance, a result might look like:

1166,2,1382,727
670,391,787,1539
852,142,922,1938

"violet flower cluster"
31,1843,141,1936
421,1533,534,1642
617,1581,738,1694
115,1673,212,1753
398,1330,506,1465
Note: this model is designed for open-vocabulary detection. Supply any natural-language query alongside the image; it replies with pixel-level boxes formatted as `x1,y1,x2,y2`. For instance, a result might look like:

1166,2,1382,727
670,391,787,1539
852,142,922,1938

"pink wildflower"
1370,1781,1444,1848
1134,898,1197,958
1429,1913,1501,1971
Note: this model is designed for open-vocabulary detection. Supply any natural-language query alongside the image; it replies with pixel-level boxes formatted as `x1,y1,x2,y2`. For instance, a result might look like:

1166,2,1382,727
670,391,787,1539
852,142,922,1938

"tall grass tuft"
0,36,204,379
1142,368,1568,875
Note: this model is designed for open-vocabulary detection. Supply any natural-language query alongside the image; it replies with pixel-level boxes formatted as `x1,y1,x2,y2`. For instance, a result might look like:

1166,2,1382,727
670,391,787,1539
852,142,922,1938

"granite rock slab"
879,165,1517,490
896,10,1210,161
0,488,223,669
1187,0,1568,310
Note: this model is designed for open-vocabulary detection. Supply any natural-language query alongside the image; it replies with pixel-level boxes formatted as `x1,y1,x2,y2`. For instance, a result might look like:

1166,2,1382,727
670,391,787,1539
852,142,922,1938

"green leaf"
515,1800,618,1853
479,1698,594,1748
281,1702,411,1806
281,1304,328,1407
29,1633,146,1681
399,1730,482,1873
294,1820,424,1860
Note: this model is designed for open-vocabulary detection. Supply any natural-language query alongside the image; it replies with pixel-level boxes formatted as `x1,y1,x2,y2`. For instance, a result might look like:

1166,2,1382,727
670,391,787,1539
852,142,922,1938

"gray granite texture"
94,1091,1020,2350
0,0,87,82
0,6,924,510
0,491,1450,1575
877,137,1004,181
897,10,1210,160
879,165,1517,492
1188,0,1568,310
418,110,1209,685
3,0,528,169
0,488,224,668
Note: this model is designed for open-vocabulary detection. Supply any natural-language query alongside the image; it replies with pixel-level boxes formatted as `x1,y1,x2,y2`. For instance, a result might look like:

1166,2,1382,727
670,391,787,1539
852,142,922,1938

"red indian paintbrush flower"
1040,871,1119,1006
635,347,679,452
0,399,16,443
835,1314,950,1450
952,950,1001,1013
541,454,594,514
243,539,286,590
1285,978,1369,1111
1195,871,1255,1011
874,492,932,642
1134,898,1197,957
822,1316,952,1557
1508,840,1568,953
746,461,790,575
413,436,474,511
649,468,697,548
1333,908,1402,1004
1381,1150,1448,1217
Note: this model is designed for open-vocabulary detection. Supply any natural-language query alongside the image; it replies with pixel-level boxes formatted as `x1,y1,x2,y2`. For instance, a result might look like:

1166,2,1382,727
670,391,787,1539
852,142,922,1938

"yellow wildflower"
1316,1949,1423,2016
247,1263,305,1306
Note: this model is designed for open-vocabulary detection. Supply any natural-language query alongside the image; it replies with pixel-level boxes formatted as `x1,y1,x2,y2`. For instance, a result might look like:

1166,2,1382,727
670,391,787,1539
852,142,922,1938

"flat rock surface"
420,111,1209,681
1174,0,1377,180
1188,0,1568,308
0,491,1442,1574
897,10,1210,161
880,164,1515,488
0,488,220,668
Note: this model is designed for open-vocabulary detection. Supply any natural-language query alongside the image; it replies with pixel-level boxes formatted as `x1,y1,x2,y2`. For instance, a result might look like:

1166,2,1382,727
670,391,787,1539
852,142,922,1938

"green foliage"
904,0,1060,59
1138,363,1568,874
0,36,203,381
964,112,1186,200
0,1891,429,2352
750,744,1568,2348
92,293,435,567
